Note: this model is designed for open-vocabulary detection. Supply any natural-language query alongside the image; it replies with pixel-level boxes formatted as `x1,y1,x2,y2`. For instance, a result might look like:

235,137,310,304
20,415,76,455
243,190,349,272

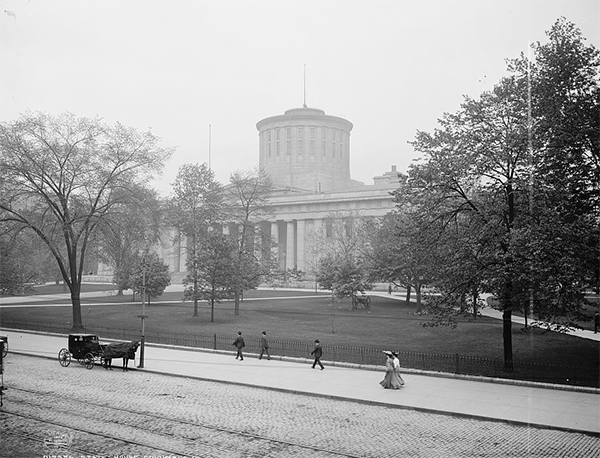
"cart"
58,333,105,370
0,337,6,406
0,335,7,358
352,293,371,310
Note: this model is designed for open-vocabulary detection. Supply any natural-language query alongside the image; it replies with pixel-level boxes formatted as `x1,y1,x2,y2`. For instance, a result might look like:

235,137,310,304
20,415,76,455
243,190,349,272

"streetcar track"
2,408,186,457
5,386,363,457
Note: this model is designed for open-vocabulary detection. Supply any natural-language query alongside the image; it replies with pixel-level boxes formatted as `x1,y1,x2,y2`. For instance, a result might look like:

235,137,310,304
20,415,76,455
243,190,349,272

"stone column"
286,220,295,270
296,219,306,272
254,223,262,259
271,221,279,267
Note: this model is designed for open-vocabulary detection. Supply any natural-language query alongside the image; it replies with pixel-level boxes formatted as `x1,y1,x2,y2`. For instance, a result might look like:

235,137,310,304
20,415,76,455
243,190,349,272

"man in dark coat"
233,331,245,360
259,331,271,360
310,339,324,370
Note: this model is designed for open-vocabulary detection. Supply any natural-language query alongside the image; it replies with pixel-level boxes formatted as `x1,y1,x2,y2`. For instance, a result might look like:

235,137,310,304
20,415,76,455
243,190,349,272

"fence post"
213,333,217,350
455,353,460,374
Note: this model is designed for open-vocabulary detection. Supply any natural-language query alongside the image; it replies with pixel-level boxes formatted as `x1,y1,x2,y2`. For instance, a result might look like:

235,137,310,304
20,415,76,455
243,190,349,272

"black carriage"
0,336,5,406
352,293,371,310
58,333,104,370
0,335,7,358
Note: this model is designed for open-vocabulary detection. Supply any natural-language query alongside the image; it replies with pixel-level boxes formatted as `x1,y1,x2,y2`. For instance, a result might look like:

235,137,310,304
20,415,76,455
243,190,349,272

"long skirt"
380,369,404,389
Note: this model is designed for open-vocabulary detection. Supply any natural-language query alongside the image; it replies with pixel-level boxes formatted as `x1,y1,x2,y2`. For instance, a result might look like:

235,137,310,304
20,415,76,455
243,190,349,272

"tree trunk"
472,289,478,320
405,285,412,303
210,299,215,322
502,281,514,371
193,276,198,317
460,293,466,313
70,283,84,332
415,283,424,313
234,290,240,315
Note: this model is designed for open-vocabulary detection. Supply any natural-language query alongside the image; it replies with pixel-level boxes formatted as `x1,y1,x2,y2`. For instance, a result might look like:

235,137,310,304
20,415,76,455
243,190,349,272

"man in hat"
233,331,245,360
259,331,271,360
310,340,324,370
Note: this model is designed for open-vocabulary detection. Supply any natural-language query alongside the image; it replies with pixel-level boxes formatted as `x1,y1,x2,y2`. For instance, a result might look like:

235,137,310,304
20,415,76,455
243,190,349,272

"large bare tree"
0,112,172,331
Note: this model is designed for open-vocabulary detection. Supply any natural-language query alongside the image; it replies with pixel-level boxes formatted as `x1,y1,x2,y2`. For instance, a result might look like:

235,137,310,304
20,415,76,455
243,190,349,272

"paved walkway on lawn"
1,328,598,435
2,285,598,342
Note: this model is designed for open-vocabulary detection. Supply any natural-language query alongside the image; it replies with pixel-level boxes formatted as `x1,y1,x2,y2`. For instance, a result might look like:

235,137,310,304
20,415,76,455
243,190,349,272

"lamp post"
138,262,147,368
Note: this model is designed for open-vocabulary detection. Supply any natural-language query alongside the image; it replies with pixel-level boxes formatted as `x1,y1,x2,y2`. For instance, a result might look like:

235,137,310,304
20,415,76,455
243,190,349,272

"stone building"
253,105,400,274
97,105,400,281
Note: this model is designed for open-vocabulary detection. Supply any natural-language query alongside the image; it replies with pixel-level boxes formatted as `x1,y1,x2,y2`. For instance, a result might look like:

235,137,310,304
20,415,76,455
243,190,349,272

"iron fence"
1,318,597,388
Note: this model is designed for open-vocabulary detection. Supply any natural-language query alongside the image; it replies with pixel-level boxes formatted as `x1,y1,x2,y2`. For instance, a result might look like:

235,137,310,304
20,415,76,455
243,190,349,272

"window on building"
331,129,336,157
298,127,304,155
325,220,333,238
344,219,353,238
268,130,272,157
287,127,291,155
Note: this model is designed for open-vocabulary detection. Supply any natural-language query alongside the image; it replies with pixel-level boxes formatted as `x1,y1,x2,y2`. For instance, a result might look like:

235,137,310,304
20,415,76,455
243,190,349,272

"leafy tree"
96,186,163,296
226,167,274,315
314,212,373,302
316,252,372,302
130,252,171,305
185,231,238,322
170,163,223,317
0,112,172,330
0,234,39,294
401,18,599,370
368,211,433,312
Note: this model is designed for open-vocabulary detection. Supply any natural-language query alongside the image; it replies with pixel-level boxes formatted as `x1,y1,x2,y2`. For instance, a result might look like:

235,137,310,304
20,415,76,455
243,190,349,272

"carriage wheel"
84,353,95,370
58,348,71,367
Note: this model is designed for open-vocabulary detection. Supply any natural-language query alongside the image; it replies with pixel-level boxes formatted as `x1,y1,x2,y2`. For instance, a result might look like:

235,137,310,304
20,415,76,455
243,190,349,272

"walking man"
233,331,245,360
259,331,271,360
310,339,324,370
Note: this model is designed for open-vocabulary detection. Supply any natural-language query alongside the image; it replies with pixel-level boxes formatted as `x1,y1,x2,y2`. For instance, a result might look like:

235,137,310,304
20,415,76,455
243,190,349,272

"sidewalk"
1,328,598,435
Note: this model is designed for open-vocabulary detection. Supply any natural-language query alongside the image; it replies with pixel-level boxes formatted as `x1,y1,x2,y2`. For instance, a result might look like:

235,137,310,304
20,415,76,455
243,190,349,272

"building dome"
256,107,353,192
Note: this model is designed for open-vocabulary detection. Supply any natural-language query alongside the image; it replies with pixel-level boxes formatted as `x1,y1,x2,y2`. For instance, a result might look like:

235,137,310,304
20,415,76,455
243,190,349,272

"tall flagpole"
303,63,307,108
527,42,534,328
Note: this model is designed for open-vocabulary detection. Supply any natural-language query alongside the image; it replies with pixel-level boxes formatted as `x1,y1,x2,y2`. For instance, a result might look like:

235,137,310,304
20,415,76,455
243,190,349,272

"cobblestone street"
1,354,598,457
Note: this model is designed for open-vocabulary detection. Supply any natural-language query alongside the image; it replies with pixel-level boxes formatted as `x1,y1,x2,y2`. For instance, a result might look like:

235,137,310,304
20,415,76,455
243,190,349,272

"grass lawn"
2,283,598,382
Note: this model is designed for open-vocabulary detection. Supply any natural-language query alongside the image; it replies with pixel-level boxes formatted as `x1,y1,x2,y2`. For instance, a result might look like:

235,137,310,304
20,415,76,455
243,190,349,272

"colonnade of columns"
236,218,331,274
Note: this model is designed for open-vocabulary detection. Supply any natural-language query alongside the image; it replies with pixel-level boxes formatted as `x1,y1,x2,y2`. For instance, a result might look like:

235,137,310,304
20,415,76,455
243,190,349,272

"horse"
102,340,140,372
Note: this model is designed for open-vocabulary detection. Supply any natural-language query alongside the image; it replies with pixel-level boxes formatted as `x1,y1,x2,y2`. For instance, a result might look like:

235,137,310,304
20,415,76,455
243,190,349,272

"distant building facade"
99,105,400,280
253,106,400,273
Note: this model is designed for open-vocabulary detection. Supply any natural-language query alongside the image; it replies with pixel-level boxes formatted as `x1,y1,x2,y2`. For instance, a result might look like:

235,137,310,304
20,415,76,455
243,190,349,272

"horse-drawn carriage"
0,336,6,406
352,293,371,310
58,333,139,371
0,335,7,358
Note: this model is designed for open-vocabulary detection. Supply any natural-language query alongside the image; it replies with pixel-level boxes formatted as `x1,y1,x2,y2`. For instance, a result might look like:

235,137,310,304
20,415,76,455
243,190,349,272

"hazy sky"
1,0,598,196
